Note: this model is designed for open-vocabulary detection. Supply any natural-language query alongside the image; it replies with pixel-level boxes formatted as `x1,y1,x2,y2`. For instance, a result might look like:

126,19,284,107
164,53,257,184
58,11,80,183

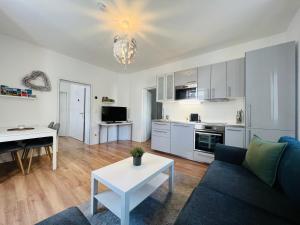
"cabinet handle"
154,123,168,126
207,88,210,99
153,130,168,134
227,86,231,97
172,124,190,128
248,130,251,145
226,129,241,132
246,104,251,127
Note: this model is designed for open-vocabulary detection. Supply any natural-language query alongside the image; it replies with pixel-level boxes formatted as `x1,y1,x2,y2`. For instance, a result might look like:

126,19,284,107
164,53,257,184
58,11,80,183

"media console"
98,122,133,144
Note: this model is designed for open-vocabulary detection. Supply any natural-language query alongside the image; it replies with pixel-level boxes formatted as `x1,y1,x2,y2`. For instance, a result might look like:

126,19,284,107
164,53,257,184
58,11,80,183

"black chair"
0,141,25,175
24,123,60,174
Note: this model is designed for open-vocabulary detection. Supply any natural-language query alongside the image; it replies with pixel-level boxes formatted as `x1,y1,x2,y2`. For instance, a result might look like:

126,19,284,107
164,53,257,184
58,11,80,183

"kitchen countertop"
152,119,245,127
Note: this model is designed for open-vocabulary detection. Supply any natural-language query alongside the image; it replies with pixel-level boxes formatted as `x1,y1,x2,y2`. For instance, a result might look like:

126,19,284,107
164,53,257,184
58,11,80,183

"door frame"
141,86,156,142
58,79,92,145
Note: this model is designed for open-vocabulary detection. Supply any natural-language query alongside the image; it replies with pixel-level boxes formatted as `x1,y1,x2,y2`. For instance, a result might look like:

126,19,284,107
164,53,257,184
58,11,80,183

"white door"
69,84,85,141
144,90,152,141
59,92,68,136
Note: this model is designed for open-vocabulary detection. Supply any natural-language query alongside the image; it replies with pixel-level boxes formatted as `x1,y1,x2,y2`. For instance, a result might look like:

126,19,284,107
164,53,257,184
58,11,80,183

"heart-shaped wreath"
22,71,51,92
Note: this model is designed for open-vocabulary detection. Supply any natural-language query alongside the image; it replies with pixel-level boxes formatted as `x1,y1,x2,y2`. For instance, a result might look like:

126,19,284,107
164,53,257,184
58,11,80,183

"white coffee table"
91,153,174,225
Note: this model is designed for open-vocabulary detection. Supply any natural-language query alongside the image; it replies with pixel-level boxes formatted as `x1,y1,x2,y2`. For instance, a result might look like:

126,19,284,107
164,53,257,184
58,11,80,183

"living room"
0,1,300,225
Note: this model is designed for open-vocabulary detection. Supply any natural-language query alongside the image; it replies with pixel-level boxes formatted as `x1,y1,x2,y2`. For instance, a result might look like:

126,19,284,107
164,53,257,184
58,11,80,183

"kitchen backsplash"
163,98,245,124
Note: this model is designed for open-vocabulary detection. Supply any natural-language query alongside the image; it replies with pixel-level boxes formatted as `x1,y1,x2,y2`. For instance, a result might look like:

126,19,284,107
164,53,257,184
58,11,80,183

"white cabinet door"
174,68,197,86
226,58,245,98
156,75,165,102
170,123,194,160
246,42,296,131
165,73,174,101
225,127,245,148
151,121,170,153
211,62,227,99
197,65,211,100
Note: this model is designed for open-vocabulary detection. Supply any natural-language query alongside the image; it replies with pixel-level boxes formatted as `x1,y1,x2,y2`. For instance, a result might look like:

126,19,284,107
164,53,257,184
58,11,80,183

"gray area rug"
78,172,200,225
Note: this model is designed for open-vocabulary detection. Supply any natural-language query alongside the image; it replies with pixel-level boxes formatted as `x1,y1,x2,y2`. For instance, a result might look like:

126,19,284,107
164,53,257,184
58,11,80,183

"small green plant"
130,147,144,158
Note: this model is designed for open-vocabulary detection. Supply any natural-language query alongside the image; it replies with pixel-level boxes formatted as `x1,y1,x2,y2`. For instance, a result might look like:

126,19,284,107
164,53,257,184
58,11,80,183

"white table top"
0,126,56,142
92,153,173,193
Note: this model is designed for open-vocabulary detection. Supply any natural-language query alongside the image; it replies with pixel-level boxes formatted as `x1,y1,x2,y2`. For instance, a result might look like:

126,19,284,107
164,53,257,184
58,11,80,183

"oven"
194,124,225,155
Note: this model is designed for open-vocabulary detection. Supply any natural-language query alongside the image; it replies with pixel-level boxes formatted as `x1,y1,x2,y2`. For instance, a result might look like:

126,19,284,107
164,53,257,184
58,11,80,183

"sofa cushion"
278,136,300,206
200,160,300,225
174,185,293,225
35,207,91,225
243,135,287,186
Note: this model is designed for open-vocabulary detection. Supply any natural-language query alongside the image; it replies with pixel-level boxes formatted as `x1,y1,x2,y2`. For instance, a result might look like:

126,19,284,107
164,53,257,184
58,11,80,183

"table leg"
121,193,129,225
52,135,57,170
107,127,109,144
117,125,119,143
91,177,98,215
130,124,132,141
99,125,101,144
169,163,174,193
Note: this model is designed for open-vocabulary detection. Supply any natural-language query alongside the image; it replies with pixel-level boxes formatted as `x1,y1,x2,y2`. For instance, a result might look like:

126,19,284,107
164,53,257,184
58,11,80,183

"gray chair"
48,121,54,128
0,141,25,175
25,123,60,174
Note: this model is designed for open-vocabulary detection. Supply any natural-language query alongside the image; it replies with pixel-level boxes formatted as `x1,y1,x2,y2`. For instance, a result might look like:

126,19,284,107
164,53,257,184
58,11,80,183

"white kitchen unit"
156,73,174,102
151,121,171,153
197,65,211,100
170,122,194,160
226,58,245,98
225,126,245,148
174,68,197,86
245,42,296,144
211,62,227,99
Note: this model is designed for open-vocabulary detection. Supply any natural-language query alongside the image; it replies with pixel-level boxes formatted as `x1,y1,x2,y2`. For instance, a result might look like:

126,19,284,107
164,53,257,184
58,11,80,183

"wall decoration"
0,84,35,98
102,96,115,103
22,70,51,91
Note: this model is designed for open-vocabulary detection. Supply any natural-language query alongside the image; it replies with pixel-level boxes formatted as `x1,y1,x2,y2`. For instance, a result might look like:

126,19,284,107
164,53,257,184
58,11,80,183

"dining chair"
48,121,55,128
0,141,25,175
25,123,60,174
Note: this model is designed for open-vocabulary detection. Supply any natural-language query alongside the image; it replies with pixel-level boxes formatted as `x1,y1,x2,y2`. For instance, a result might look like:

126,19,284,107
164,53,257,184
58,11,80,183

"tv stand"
98,122,133,144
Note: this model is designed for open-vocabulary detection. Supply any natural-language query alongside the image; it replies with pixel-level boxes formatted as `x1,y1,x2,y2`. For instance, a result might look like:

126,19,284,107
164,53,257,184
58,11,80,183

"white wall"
123,32,291,142
0,34,118,145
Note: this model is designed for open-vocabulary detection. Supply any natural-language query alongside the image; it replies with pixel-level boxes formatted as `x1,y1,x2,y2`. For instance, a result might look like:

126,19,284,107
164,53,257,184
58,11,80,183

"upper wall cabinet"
197,65,211,100
211,62,227,99
156,73,174,102
174,68,197,86
226,58,245,98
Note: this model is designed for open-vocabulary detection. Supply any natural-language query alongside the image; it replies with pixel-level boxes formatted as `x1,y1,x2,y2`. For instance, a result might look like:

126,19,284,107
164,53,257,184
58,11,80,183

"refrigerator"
245,42,297,145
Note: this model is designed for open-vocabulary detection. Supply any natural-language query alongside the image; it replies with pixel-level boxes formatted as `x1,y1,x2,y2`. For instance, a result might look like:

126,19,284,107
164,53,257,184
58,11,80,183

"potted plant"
130,147,145,166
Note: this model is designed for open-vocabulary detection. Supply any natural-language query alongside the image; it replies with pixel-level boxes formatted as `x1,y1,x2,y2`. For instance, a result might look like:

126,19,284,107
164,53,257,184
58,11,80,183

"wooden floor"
0,137,208,225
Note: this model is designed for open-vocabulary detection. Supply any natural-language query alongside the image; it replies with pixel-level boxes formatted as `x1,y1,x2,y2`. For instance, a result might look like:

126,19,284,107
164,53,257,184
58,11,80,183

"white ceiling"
0,0,299,73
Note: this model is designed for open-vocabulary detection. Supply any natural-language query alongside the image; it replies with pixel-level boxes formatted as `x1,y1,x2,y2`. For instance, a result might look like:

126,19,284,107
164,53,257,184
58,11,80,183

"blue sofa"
174,142,300,225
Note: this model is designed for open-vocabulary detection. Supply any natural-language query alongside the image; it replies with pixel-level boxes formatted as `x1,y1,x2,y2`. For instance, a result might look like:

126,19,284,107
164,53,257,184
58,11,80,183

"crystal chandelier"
113,35,137,65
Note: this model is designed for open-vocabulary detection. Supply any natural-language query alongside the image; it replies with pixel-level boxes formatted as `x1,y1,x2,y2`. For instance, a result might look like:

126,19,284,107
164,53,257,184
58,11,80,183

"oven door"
194,130,224,154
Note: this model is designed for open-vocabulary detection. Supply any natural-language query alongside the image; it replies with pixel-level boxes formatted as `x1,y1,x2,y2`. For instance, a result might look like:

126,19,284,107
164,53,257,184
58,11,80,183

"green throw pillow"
243,135,287,187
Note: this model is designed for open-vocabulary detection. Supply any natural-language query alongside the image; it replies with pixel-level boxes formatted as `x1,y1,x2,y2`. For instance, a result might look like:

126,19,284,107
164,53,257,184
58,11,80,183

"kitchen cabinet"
156,75,165,102
151,121,170,153
170,122,194,160
226,58,245,98
156,73,174,102
211,62,227,99
225,126,245,148
245,41,296,144
197,65,211,100
165,73,174,101
174,68,197,86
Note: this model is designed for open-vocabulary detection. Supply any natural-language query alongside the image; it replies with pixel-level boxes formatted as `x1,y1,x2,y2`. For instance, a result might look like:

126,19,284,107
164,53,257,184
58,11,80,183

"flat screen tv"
102,106,127,122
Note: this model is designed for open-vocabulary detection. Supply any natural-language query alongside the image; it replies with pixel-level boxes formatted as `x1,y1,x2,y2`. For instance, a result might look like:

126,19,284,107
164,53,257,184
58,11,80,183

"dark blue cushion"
174,185,293,225
201,160,300,224
35,207,90,225
278,136,300,206
215,143,247,165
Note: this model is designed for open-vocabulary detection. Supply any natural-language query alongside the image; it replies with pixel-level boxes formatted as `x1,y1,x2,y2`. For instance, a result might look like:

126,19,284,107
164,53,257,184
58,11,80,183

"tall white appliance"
245,42,297,145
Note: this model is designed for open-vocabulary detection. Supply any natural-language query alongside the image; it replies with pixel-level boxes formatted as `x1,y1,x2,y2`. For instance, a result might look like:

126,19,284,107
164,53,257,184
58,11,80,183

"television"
102,106,127,122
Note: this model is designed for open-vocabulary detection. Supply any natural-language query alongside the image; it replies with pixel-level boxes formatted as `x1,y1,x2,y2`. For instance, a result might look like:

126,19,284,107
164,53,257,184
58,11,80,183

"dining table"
0,126,58,170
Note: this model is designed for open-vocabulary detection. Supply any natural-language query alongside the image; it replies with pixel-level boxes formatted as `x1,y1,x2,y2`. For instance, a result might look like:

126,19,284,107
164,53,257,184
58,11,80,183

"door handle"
227,86,231,97
211,88,215,98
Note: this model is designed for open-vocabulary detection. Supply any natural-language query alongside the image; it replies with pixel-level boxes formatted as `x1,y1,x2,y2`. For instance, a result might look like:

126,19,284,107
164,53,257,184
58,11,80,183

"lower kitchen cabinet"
170,123,194,160
151,121,171,153
225,126,245,148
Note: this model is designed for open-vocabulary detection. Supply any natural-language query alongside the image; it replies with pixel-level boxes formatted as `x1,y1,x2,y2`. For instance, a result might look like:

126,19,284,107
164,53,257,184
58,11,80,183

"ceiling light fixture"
113,35,137,65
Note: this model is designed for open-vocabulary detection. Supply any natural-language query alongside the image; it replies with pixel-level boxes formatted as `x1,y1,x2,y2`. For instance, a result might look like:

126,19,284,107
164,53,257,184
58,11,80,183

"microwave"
175,83,197,100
